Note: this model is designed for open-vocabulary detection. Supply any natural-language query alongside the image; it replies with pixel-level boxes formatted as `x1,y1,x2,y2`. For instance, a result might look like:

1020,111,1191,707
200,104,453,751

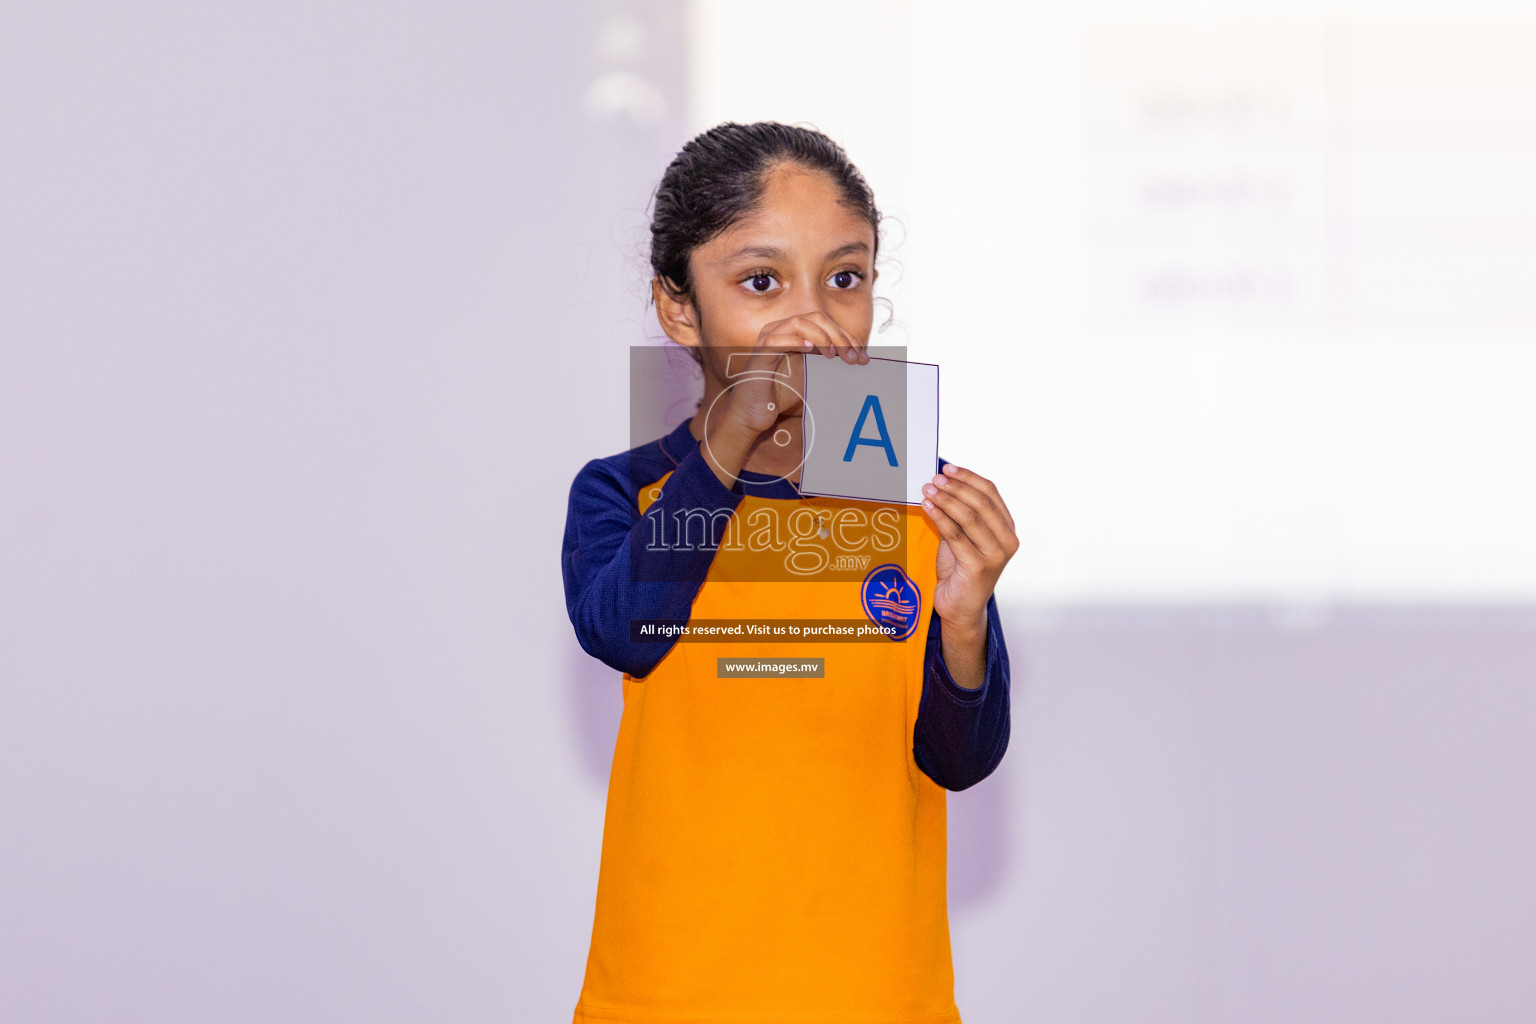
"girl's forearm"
701,416,758,490
938,612,988,691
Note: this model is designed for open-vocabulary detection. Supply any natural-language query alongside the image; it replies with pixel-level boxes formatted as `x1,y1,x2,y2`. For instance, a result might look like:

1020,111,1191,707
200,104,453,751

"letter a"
842,394,899,467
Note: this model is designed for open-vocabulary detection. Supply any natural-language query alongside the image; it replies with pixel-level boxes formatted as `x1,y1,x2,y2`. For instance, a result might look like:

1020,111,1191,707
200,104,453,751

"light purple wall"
3,4,1533,1023
950,608,1536,1023
0,2,683,1020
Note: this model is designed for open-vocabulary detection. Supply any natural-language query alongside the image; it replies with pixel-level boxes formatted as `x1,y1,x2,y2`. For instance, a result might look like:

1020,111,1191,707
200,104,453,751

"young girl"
562,122,1016,1024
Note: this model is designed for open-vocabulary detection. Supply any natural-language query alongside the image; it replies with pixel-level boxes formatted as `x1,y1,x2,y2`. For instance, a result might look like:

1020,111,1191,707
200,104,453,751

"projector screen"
687,1,1536,606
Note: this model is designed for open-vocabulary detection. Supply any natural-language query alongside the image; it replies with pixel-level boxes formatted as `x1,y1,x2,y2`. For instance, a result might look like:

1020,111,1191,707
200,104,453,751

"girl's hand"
920,464,1018,630
722,311,869,436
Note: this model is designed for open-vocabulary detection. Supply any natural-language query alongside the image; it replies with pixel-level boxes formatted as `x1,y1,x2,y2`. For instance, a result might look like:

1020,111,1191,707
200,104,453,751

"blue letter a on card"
843,394,899,467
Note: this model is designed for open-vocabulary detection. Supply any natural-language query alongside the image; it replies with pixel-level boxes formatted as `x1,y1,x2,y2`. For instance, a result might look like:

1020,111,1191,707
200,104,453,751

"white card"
797,356,939,505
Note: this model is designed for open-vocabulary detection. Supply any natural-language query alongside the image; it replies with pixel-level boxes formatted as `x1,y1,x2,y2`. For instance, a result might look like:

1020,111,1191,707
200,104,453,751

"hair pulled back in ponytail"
648,122,881,304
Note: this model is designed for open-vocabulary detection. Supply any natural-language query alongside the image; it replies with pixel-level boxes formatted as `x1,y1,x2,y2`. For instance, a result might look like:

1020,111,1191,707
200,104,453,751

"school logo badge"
860,563,922,641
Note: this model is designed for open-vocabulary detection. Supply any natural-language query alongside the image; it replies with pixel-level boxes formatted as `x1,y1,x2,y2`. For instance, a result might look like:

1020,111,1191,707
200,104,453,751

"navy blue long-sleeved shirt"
561,415,1010,791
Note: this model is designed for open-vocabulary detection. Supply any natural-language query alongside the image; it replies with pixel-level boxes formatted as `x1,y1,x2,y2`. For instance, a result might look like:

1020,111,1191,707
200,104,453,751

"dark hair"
649,122,881,303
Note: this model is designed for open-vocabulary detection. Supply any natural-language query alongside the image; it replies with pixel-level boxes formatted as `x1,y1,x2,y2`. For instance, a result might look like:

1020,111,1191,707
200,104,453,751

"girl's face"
667,163,877,366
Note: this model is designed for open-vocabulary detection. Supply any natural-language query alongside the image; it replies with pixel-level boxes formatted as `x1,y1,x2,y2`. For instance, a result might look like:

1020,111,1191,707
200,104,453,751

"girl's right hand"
721,311,870,437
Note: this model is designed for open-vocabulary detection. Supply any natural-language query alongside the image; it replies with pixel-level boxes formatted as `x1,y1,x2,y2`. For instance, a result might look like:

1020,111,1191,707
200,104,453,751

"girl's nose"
798,280,835,319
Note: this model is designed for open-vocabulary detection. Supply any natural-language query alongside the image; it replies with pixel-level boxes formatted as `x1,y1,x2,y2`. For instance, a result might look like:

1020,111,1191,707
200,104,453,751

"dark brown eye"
741,272,779,295
830,270,859,289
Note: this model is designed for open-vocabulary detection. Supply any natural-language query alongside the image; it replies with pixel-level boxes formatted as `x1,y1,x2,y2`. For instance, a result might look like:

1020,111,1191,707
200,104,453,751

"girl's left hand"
920,465,1019,629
